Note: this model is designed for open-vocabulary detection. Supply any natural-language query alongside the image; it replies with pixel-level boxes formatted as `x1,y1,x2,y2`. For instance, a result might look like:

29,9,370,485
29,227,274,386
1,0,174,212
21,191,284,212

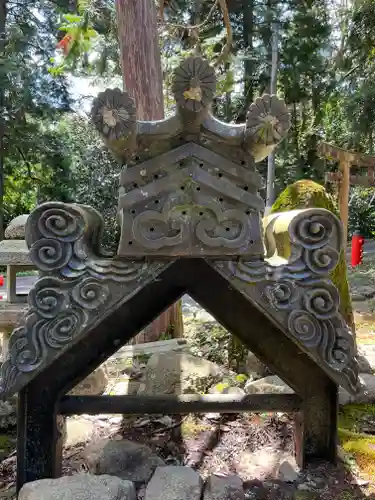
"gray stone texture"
138,352,224,395
83,439,165,484
145,466,203,500
4,214,29,240
18,473,136,500
204,474,244,500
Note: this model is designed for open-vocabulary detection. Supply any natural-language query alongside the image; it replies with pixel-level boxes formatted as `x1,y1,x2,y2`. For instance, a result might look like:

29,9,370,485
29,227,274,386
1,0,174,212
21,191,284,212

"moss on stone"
338,404,375,476
338,428,375,476
270,180,355,333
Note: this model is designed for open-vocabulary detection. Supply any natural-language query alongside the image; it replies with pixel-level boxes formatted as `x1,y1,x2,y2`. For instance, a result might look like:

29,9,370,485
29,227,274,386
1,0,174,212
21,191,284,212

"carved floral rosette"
0,202,168,399
213,208,360,395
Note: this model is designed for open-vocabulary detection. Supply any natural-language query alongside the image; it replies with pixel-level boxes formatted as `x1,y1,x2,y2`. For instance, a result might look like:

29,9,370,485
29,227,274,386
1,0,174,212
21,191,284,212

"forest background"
1,0,375,250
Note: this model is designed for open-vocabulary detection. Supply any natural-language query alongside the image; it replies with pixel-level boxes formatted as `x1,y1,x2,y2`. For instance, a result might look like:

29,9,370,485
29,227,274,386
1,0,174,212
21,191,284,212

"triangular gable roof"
0,256,359,400
0,203,359,399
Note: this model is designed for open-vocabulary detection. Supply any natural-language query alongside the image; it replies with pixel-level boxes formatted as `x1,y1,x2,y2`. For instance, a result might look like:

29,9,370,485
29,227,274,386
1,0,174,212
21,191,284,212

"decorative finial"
172,57,216,114
91,88,137,161
245,95,291,162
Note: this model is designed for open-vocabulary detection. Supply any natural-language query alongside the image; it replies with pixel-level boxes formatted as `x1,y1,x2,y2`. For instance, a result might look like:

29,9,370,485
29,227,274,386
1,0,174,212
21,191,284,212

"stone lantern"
0,215,36,357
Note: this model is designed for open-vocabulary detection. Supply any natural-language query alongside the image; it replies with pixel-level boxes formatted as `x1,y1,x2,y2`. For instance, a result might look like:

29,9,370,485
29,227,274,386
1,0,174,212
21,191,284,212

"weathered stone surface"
18,473,136,500
204,474,244,500
69,368,108,396
145,466,203,500
356,346,375,374
0,239,32,265
339,373,375,405
65,417,95,446
277,459,299,483
245,353,272,380
107,378,140,396
4,214,29,240
244,376,294,395
83,439,165,484
138,353,224,395
357,352,373,374
0,304,28,329
235,448,281,480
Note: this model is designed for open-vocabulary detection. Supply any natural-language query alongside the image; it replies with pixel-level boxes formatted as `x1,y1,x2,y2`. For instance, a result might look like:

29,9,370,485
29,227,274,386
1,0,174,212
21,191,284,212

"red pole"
351,230,364,267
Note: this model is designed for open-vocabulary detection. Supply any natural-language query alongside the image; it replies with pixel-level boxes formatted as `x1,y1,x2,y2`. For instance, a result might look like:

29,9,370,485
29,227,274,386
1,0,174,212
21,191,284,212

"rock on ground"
106,378,140,396
245,353,272,380
339,373,375,405
138,352,224,395
244,376,294,395
4,214,29,239
145,466,203,500
65,417,96,446
83,438,165,484
18,474,136,500
277,459,300,483
204,474,244,500
69,367,108,396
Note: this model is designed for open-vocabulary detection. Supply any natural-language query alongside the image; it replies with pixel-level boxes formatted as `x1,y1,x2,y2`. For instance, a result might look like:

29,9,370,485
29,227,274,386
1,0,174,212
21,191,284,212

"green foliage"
2,0,74,229
348,187,375,239
61,115,120,252
186,318,232,368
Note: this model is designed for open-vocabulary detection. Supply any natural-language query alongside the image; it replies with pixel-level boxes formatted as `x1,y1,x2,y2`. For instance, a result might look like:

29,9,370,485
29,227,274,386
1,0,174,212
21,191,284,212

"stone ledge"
0,240,32,266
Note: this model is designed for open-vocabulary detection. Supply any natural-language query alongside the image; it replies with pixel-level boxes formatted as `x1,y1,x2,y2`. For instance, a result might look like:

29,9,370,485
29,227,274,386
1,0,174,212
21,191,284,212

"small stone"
204,474,244,500
244,376,293,395
65,417,95,446
277,460,299,483
245,353,272,379
4,214,29,239
83,438,165,485
145,466,203,500
109,416,123,425
139,352,224,395
18,474,136,500
107,380,140,396
339,373,375,405
308,476,326,490
69,368,108,396
297,483,311,491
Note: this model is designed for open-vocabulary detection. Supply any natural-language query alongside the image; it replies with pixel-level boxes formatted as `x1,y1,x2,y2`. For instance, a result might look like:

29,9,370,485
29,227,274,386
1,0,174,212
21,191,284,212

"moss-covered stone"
270,180,355,333
338,403,375,476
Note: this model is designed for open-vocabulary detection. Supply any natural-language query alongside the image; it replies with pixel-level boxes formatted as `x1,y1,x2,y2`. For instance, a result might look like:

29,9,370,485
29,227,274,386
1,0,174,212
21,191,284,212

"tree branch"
15,145,45,184
213,0,232,67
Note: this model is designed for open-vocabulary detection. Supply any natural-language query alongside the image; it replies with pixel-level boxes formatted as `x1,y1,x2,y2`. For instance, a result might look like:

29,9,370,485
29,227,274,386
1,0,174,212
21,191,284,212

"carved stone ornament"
0,202,169,398
0,56,359,401
91,56,291,258
213,208,360,395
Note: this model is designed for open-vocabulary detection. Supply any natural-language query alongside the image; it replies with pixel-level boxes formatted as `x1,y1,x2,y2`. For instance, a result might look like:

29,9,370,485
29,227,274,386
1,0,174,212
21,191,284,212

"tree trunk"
116,0,164,120
116,0,183,343
240,0,254,122
0,0,6,241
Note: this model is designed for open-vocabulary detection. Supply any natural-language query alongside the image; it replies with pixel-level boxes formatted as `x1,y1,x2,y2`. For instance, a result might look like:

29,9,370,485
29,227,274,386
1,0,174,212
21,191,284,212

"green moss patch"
338,404,375,476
